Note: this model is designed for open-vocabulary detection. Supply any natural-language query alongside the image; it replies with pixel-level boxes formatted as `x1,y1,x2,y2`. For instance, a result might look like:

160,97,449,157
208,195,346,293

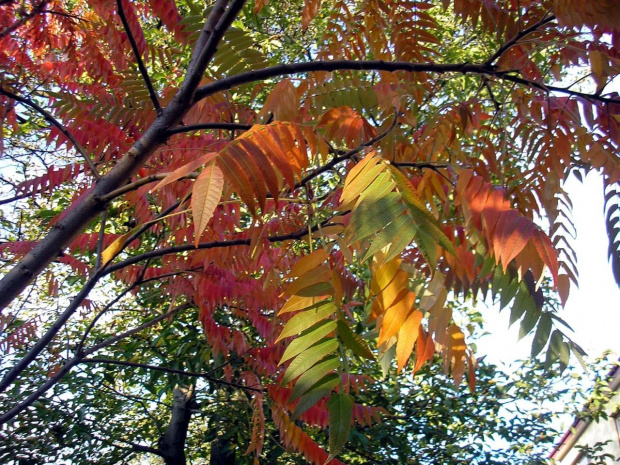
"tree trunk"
159,386,196,465
209,435,236,465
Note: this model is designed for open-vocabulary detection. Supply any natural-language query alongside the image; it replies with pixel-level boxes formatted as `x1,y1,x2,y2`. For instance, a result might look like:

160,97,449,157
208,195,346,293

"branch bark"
193,59,620,105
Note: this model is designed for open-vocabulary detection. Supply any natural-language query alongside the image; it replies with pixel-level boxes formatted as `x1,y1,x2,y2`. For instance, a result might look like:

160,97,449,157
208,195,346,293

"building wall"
551,368,620,464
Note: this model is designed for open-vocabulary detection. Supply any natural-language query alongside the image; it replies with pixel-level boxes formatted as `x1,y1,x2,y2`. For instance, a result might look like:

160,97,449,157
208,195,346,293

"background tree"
0,0,619,463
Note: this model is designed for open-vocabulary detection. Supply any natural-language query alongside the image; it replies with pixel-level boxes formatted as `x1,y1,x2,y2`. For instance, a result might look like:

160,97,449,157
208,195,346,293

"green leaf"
326,393,354,463
291,373,340,421
545,330,563,368
509,284,530,326
280,320,337,365
348,193,403,243
361,215,415,262
531,314,552,358
276,301,336,342
293,281,334,297
282,338,338,384
337,320,375,360
518,307,540,340
290,355,340,402
499,278,520,310
356,171,396,203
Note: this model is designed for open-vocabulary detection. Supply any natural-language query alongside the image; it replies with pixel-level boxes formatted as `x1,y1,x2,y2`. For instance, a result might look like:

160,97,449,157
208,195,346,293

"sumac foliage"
0,0,619,463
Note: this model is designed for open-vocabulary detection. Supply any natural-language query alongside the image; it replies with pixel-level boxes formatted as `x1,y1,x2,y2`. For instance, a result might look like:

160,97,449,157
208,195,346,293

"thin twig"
94,209,108,271
0,86,100,178
484,14,556,66
116,0,161,114
104,213,345,275
81,358,262,392
0,304,188,425
76,268,199,354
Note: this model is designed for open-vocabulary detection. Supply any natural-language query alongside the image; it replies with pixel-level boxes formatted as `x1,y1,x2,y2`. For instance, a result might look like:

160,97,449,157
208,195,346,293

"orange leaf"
100,231,133,266
531,229,560,286
302,0,321,31
492,211,535,271
150,152,216,192
378,290,415,346
413,328,435,374
557,273,570,307
217,151,258,216
191,164,224,247
396,310,422,372
259,79,300,122
289,249,330,279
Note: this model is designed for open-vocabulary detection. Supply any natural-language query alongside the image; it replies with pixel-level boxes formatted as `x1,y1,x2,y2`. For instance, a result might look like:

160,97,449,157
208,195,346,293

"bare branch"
193,59,620,106
0,86,101,178
166,122,253,136
115,0,161,114
0,304,188,424
81,358,262,392
484,14,556,66
94,210,108,270
104,213,344,275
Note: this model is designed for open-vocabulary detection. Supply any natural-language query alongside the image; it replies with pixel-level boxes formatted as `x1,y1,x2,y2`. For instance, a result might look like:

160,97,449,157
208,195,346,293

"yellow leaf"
370,258,401,296
279,294,329,315
376,269,409,312
101,231,133,266
192,164,224,247
283,264,332,297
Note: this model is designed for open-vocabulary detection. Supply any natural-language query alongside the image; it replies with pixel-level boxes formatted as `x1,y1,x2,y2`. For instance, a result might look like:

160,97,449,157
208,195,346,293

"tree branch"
194,60,497,101
0,304,188,425
104,214,343,275
116,0,161,114
0,192,33,206
81,358,262,392
101,174,189,202
484,14,556,66
77,268,199,353
0,86,101,178
498,72,620,104
0,0,245,312
0,267,105,393
166,122,253,136
194,59,620,106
